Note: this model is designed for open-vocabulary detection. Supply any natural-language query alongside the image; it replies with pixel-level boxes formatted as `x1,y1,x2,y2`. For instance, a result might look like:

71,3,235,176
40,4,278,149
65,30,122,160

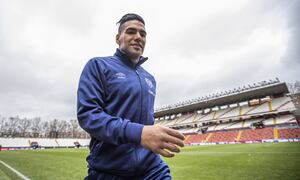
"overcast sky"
0,0,299,121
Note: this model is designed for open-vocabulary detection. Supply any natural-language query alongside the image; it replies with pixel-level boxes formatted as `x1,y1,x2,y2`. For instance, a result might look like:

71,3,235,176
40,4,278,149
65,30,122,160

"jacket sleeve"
77,58,144,145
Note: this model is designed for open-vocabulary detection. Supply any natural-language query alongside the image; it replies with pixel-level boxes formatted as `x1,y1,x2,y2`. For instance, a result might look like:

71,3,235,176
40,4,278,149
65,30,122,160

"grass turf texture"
0,143,299,180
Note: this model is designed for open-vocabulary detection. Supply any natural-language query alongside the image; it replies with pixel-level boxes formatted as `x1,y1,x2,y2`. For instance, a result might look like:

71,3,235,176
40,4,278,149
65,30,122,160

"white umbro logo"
114,72,126,79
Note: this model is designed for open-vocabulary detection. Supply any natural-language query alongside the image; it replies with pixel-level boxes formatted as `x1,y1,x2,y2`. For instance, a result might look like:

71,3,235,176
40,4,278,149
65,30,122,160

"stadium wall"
0,138,90,151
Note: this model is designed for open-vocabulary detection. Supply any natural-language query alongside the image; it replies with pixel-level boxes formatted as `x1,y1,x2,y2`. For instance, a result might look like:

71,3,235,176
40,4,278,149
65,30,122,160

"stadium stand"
278,128,300,139
154,80,300,145
1,80,299,150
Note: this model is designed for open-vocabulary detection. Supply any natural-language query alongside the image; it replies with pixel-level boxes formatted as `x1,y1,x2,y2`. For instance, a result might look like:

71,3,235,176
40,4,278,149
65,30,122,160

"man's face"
116,20,146,60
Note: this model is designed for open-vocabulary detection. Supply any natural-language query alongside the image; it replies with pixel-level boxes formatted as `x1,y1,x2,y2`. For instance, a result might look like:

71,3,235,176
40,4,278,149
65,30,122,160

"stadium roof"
154,82,289,118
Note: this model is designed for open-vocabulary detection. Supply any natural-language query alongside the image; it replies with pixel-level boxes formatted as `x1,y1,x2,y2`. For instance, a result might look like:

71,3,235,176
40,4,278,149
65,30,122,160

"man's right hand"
140,125,185,158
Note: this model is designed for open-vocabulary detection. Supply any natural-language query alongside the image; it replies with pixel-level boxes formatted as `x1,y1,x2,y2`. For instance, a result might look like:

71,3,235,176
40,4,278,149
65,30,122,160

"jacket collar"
114,48,148,68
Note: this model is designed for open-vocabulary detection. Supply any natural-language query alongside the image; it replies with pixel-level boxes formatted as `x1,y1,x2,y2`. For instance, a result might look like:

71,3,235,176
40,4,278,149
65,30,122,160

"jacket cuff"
125,121,144,144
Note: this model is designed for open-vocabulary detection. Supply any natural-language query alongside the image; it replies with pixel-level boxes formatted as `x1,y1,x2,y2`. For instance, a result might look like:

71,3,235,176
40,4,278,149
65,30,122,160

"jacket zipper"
134,68,143,175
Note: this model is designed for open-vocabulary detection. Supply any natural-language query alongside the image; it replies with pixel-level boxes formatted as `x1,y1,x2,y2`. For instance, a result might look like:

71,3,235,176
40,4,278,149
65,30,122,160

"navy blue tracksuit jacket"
77,49,161,177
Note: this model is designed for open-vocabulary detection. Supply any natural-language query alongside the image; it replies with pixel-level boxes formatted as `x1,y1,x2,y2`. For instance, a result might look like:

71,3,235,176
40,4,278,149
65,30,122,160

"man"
77,13,185,179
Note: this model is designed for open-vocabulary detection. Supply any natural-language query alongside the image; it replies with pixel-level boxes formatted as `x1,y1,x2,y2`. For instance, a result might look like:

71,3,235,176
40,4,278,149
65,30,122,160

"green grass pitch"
0,143,299,179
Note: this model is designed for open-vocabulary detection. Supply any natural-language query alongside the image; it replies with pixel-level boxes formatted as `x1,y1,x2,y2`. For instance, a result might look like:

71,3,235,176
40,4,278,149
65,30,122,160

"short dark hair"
117,13,145,33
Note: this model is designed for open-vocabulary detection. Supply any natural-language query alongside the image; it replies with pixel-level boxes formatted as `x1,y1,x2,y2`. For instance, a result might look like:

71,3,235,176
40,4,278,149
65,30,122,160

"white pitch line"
184,151,300,154
0,160,30,180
